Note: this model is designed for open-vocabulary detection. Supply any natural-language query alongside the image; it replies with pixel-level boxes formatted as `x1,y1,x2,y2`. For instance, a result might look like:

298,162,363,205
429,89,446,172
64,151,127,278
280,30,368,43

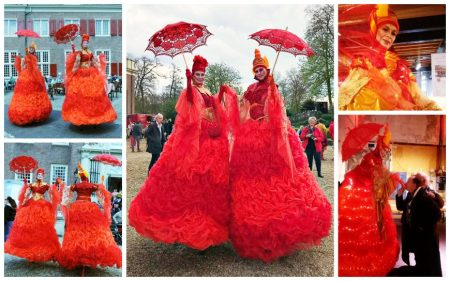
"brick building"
4,4,122,80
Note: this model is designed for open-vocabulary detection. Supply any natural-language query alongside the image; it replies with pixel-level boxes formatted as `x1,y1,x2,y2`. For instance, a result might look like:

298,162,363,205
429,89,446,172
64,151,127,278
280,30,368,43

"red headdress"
192,55,208,73
81,34,90,43
369,4,399,39
253,49,269,72
77,163,89,181
36,167,45,174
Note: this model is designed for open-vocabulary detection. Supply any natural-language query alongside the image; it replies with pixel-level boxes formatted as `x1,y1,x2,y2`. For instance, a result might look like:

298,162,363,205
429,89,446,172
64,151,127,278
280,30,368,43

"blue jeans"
4,220,13,241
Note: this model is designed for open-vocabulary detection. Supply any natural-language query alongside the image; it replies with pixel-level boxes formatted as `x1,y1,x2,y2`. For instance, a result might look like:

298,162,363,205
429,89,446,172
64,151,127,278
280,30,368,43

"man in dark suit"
403,174,443,276
146,113,166,173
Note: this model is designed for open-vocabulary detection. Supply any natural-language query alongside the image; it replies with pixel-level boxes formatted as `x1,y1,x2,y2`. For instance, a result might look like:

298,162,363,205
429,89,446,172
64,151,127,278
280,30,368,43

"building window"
50,164,68,185
95,49,111,76
15,172,33,183
95,19,110,36
35,50,50,76
4,19,18,37
33,19,49,37
64,18,80,25
90,160,100,184
4,51,18,79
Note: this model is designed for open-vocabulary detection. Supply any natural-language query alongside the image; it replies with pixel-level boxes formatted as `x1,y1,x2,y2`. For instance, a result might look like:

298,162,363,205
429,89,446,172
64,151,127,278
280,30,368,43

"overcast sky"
126,4,317,93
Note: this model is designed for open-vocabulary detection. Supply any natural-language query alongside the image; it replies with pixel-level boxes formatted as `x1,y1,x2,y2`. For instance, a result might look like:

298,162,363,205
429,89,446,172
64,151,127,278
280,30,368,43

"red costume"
5,168,60,262
128,55,230,250
62,34,117,125
339,5,440,110
59,165,121,269
8,43,52,125
225,50,331,262
339,125,400,276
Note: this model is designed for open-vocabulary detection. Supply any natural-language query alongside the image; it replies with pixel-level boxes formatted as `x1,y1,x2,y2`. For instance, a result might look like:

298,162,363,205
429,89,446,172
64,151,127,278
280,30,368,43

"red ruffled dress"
62,51,117,125
8,54,52,125
128,85,230,250
5,182,60,262
227,77,332,262
59,181,122,269
339,152,399,276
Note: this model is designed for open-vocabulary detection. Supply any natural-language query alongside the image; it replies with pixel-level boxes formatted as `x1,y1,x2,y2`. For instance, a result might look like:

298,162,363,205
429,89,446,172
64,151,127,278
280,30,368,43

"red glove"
218,84,228,101
186,68,192,80
186,68,193,103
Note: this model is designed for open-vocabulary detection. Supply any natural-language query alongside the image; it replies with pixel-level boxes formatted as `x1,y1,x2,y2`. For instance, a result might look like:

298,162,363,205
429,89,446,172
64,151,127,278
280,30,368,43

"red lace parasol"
9,155,38,174
146,21,213,67
15,29,41,38
92,154,122,167
250,28,314,74
54,24,79,44
341,123,384,161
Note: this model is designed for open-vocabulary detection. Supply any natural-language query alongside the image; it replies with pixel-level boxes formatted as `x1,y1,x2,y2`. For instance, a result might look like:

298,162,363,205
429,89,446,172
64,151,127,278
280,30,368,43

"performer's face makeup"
255,66,268,81
29,47,35,54
37,173,43,180
376,24,397,49
193,71,205,85
82,41,89,49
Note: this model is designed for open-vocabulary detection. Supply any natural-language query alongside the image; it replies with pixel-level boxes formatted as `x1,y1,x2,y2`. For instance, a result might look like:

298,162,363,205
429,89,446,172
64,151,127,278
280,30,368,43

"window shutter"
111,19,117,36
50,64,57,77
26,18,33,30
57,19,64,29
18,17,24,30
80,19,87,35
49,19,56,36
111,62,117,76
119,63,122,76
88,19,95,36
118,19,122,36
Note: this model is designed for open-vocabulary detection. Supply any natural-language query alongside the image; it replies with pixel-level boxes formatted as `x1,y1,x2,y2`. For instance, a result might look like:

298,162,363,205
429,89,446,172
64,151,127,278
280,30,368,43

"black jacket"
146,122,166,154
409,187,442,276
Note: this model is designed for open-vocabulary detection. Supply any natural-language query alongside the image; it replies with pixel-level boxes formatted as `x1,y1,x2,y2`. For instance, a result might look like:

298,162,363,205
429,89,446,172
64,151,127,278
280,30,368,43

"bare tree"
301,4,334,111
205,62,243,94
133,56,165,113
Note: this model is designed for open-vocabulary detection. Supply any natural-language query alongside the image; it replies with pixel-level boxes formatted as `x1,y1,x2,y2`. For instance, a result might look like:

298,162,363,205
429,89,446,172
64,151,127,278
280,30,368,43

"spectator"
131,121,143,152
4,197,17,242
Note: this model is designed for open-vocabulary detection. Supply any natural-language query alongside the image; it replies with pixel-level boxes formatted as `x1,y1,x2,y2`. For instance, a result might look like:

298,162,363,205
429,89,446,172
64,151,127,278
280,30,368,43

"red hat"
36,168,45,174
82,34,90,42
192,55,208,73
253,49,269,72
369,5,399,38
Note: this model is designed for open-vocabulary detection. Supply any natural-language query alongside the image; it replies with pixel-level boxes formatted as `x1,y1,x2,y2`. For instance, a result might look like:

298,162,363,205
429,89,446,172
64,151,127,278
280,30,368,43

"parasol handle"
68,35,76,53
182,53,188,69
271,26,288,78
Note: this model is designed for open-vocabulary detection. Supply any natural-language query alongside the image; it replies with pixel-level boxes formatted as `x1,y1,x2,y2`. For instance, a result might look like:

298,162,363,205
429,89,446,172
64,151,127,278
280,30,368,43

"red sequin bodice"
80,51,93,63
71,181,97,202
244,80,269,120
30,183,50,194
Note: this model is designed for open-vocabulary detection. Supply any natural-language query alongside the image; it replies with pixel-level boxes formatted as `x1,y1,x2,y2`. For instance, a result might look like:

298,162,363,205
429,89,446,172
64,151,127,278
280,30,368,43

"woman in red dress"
5,168,60,262
338,125,400,276
62,34,117,125
59,164,121,270
8,42,52,125
225,49,332,262
129,55,231,250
